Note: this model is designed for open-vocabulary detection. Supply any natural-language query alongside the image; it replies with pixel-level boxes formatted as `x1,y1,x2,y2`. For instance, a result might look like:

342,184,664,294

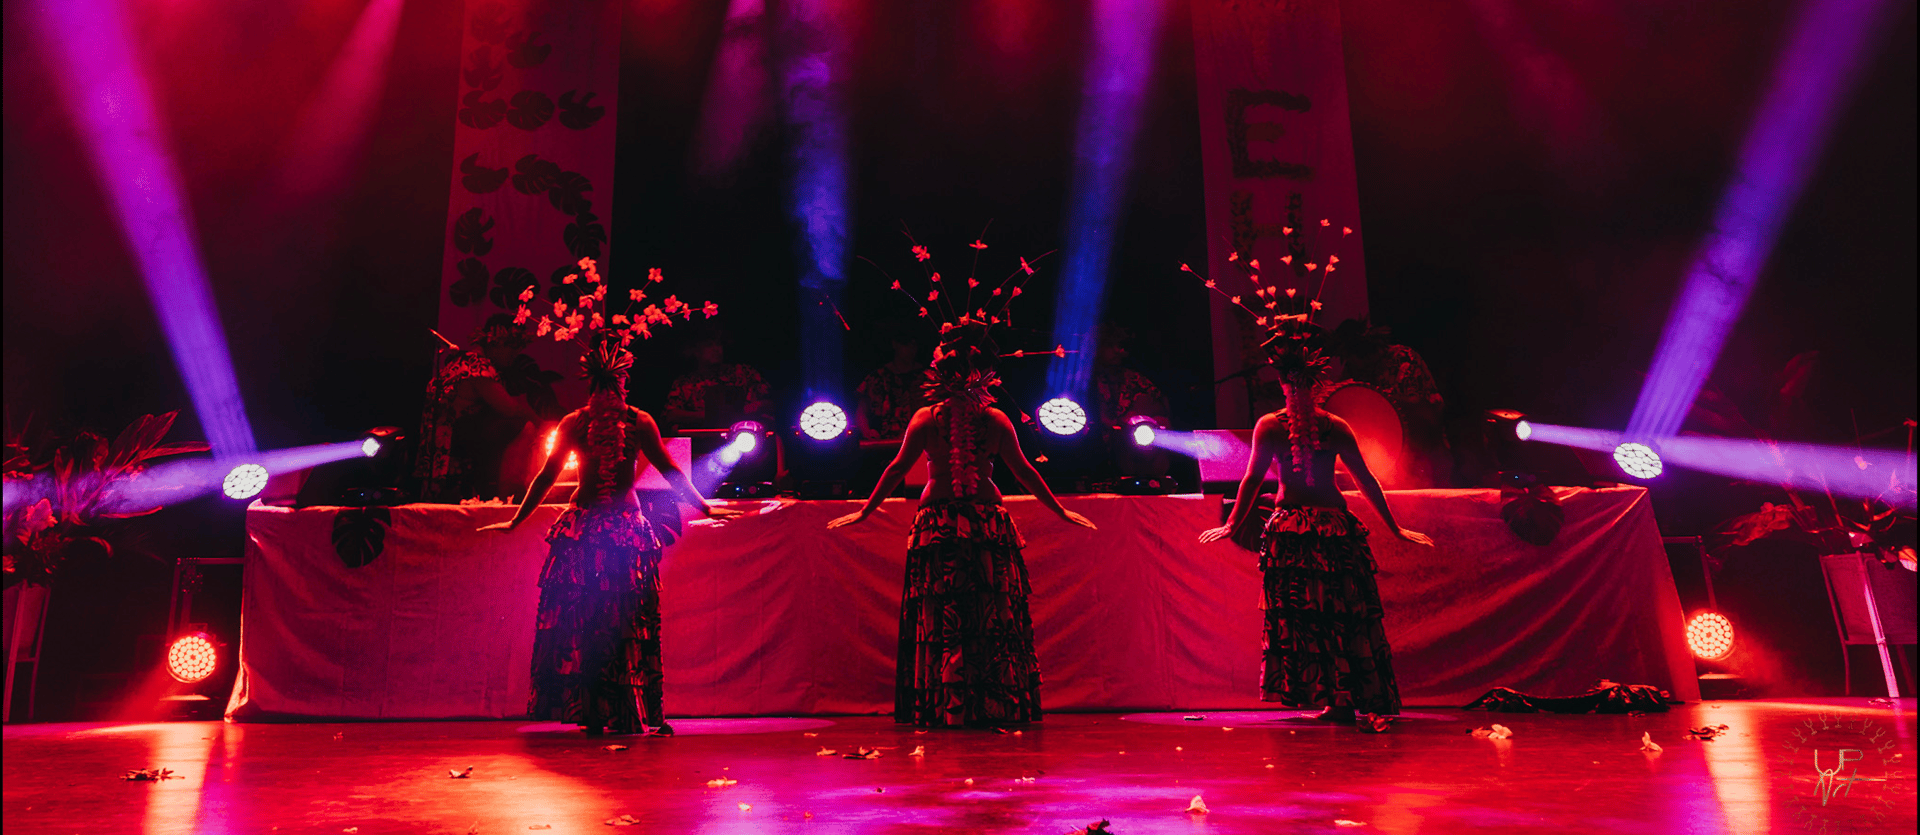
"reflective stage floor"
4,699,1913,834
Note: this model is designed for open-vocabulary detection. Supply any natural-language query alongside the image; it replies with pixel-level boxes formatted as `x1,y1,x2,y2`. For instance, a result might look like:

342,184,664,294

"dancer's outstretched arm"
1328,416,1432,545
829,407,934,528
632,409,734,519
991,410,1096,529
1200,412,1283,542
482,413,576,532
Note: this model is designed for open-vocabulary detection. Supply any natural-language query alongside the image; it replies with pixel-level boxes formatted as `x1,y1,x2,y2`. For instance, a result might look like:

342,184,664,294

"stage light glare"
222,464,270,500
1686,612,1736,661
1038,398,1088,436
728,421,765,454
1515,420,1533,441
166,632,219,684
799,402,848,441
1613,442,1663,479
1132,423,1156,447
361,437,382,458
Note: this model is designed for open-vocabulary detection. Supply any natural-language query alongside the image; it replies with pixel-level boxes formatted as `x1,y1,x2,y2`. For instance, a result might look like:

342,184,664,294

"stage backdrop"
227,488,1697,720
1191,0,1370,428
435,0,622,418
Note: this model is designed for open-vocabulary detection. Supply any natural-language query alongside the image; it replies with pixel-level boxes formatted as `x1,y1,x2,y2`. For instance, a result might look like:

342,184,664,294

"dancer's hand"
702,505,744,521
1198,524,1233,543
827,509,870,529
1394,528,1433,546
477,521,516,533
1061,510,1097,530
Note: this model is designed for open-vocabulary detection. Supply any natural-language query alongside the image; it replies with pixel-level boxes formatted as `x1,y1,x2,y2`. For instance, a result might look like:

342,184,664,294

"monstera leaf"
452,208,495,256
506,30,552,68
490,266,537,309
548,264,586,303
497,354,564,419
332,506,391,569
547,171,592,216
463,45,504,91
458,153,509,193
469,3,511,45
459,90,509,130
511,154,562,195
450,258,490,307
564,212,605,260
507,90,554,130
557,90,605,130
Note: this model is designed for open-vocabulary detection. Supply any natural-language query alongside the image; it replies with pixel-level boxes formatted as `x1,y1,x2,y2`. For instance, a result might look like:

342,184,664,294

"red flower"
702,301,719,318
970,240,988,250
1280,255,1293,265
1282,227,1293,236
628,288,646,302
927,290,939,301
890,280,902,291
1019,258,1034,275
518,287,535,303
1342,226,1353,236
1320,219,1331,227
562,274,577,284
648,267,664,282
912,245,931,262
967,278,979,288
917,307,929,317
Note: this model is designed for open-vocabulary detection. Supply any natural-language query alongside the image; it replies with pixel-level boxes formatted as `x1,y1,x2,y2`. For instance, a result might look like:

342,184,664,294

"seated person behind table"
661,327,771,430
1326,317,1448,485
1093,323,1169,430
414,314,545,502
855,322,925,440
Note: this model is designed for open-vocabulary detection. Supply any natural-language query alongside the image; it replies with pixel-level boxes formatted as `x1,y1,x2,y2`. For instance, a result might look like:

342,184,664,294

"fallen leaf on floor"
964,778,975,786
737,802,752,811
1183,715,1206,721
1869,698,1895,708
706,777,738,788
603,745,629,752
1265,764,1276,769
1185,795,1210,814
122,768,177,782
803,732,819,737
1016,776,1036,783
843,747,883,759
332,732,345,740
1686,725,1730,741
1334,820,1368,827
529,827,552,831
450,767,474,779
909,745,926,757
1070,820,1113,834
815,747,838,756
1641,733,1663,754
343,829,358,834
604,815,641,826
1469,724,1513,740
1361,714,1395,734
1222,727,1235,732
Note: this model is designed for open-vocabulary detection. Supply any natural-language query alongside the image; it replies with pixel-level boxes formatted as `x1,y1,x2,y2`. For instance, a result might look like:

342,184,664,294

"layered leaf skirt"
528,505,664,733
895,499,1044,727
1259,506,1403,715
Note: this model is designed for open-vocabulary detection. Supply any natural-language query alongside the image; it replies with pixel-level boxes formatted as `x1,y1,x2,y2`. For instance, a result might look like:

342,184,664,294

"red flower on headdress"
663,296,684,314
991,288,1002,296
1019,258,1034,275
1285,288,1296,297
1342,226,1353,236
633,322,652,339
917,307,929,317
970,240,988,250
536,317,553,337
518,287,535,303
1250,259,1261,271
566,313,585,330
890,280,902,291
1205,280,1216,288
1282,226,1293,236
1052,345,1067,358
612,314,628,325
1328,254,1340,264
553,300,568,317
702,301,719,318
1228,251,1239,262
967,277,979,288
577,295,594,310
628,288,646,302
1280,255,1293,265
590,313,605,329
912,245,931,262
927,290,939,301
1320,219,1331,227
648,267,664,282
1310,300,1324,311
514,307,532,325
562,274,577,284
1304,263,1318,272
1230,295,1242,304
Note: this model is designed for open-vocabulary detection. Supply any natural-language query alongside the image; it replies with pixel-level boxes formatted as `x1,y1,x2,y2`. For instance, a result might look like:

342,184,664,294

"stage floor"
5,700,1913,834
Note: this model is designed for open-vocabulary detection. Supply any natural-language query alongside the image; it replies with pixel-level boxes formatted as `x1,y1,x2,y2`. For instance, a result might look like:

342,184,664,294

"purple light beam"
1525,422,1915,507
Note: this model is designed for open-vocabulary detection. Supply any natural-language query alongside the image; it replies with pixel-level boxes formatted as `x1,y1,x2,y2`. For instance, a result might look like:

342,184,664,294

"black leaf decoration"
459,90,509,130
564,212,606,260
332,506,391,569
458,153,510,193
469,3,511,45
498,353,565,419
507,90,555,131
452,208,495,256
547,171,593,216
640,494,684,547
463,45,504,91
511,154,563,195
506,30,552,68
548,264,586,304
490,266,538,309
557,90,606,130
1501,496,1565,546
451,257,489,307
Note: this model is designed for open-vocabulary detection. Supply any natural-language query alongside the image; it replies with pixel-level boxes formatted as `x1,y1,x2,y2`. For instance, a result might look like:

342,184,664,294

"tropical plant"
2,411,208,588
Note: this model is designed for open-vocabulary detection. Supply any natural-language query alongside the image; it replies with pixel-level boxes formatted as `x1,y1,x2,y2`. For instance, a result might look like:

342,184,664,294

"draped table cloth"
228,487,1697,719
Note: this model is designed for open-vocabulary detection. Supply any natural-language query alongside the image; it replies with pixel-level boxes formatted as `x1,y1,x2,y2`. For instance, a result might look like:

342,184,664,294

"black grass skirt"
895,499,1044,727
1258,506,1403,715
528,506,664,733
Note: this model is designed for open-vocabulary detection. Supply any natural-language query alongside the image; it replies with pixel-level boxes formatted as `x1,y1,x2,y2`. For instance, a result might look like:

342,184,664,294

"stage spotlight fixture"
222,464,270,500
360,426,404,459
1038,398,1089,436
1516,421,1533,441
1132,423,1156,447
729,421,765,454
1686,612,1736,661
1613,442,1663,479
361,437,381,458
166,632,219,684
799,402,849,441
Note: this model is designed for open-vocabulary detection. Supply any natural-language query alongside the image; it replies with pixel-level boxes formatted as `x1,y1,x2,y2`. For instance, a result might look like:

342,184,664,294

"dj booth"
227,486,1698,719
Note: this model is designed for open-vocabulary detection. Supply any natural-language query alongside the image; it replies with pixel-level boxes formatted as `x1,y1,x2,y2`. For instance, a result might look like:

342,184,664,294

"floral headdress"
864,228,1065,495
1179,220,1356,485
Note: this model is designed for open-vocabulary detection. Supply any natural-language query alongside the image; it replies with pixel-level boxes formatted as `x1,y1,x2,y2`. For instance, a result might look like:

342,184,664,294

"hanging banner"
436,0,622,418
1191,0,1368,428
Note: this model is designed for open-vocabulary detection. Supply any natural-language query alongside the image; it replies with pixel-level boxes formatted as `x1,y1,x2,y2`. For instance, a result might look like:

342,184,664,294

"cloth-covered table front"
228,487,1696,719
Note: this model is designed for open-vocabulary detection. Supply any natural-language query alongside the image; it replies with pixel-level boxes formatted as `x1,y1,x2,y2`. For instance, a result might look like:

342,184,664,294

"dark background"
4,0,1913,715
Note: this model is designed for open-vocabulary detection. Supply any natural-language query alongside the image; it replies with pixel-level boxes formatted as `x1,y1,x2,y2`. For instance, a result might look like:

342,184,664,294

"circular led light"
361,437,382,458
1132,423,1156,447
1613,442,1663,479
1037,398,1088,436
166,633,219,684
1686,612,1735,661
1515,420,1533,441
799,402,848,441
222,464,270,500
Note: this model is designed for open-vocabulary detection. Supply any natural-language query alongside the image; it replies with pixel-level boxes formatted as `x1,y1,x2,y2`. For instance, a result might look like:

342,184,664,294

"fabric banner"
435,0,622,417
228,488,1696,720
1191,0,1370,428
